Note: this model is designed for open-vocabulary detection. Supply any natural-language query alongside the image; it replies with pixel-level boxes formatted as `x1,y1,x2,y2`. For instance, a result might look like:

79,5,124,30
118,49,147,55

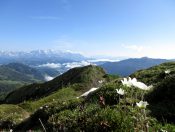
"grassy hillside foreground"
0,63,175,131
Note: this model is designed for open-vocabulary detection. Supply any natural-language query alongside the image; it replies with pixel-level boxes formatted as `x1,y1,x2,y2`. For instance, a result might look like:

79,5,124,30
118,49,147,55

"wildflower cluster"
112,77,154,131
120,77,151,108
121,77,153,90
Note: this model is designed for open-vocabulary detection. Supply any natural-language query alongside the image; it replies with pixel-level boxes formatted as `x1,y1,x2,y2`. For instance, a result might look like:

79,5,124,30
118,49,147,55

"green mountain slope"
4,65,106,104
130,62,175,84
5,63,44,80
0,63,45,100
0,63,44,82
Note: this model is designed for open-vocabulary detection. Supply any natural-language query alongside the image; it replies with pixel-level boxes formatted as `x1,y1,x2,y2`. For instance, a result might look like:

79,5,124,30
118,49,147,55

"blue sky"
0,0,175,58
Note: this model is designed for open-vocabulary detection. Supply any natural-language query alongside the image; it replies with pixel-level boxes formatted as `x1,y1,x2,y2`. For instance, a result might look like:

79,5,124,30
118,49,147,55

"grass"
131,62,175,84
0,104,29,128
14,79,175,131
19,87,79,112
4,65,106,104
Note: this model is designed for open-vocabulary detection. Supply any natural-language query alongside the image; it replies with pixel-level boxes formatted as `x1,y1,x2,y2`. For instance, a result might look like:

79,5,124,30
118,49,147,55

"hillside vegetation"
4,65,106,104
131,62,175,84
0,104,29,129
131,62,175,123
0,63,175,131
0,63,45,101
0,63,44,83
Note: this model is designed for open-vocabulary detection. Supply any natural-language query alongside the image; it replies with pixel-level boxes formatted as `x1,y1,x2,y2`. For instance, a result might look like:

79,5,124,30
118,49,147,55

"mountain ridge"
4,65,106,104
101,57,170,76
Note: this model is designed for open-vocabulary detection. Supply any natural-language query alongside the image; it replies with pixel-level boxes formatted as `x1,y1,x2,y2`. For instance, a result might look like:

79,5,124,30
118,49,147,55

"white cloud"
121,42,175,59
37,61,91,70
38,63,61,68
63,61,93,69
122,44,144,52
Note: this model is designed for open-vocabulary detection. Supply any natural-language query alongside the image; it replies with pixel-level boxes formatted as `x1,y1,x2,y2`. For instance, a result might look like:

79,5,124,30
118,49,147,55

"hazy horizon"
0,0,175,59
0,49,172,60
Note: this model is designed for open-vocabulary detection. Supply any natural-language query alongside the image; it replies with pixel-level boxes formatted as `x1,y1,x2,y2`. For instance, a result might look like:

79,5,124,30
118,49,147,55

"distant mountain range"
0,50,87,65
0,50,122,77
101,57,171,76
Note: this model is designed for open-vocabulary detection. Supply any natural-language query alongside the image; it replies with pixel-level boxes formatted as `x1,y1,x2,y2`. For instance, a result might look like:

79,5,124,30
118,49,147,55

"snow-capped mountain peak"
0,50,87,65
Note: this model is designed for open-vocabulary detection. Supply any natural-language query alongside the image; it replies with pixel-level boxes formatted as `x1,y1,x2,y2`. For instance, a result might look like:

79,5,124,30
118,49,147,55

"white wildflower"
116,88,125,95
136,101,149,109
165,70,171,74
98,80,103,84
121,78,132,87
121,77,153,90
161,129,168,132
45,105,49,108
132,81,153,90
